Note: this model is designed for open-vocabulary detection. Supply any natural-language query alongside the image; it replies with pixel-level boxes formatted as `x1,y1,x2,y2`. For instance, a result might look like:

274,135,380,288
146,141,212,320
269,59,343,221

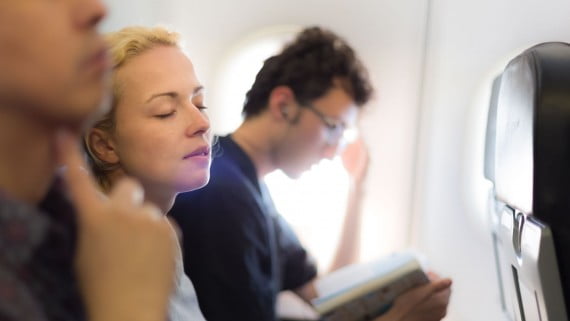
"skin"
0,0,110,129
0,0,109,203
329,137,368,271
232,81,452,321
0,1,177,320
233,83,358,179
87,45,211,213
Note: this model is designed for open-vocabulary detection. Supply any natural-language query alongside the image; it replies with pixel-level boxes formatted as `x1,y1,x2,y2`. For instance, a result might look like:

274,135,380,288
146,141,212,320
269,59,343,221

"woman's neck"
145,188,175,214
0,107,57,204
106,170,175,214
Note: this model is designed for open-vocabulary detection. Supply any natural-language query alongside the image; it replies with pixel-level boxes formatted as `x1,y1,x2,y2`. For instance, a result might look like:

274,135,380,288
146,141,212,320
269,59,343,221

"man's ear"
267,86,295,121
86,128,119,165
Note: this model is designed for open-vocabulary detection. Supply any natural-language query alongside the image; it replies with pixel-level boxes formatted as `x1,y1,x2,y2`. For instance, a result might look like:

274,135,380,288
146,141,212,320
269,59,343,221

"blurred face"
107,46,211,195
275,87,358,178
0,0,109,126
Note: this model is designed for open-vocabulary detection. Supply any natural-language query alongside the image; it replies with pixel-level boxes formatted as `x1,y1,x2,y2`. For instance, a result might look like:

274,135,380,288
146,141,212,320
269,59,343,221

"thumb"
399,278,452,306
55,129,101,215
430,278,452,293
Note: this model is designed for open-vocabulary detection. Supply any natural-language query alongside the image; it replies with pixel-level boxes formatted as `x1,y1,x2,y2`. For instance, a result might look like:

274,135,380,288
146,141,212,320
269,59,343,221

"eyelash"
155,111,176,119
155,105,207,119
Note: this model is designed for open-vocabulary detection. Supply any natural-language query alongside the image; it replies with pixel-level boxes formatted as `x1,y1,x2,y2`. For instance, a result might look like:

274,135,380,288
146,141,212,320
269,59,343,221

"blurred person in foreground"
0,1,179,320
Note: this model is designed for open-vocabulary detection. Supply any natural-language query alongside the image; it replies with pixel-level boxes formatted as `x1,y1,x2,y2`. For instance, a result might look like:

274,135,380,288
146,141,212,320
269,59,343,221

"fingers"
110,181,168,223
397,277,452,308
56,129,156,224
406,282,439,304
426,271,452,292
414,282,452,321
56,129,101,212
430,278,452,293
140,203,164,221
427,271,440,281
391,278,452,321
342,136,369,183
109,178,145,207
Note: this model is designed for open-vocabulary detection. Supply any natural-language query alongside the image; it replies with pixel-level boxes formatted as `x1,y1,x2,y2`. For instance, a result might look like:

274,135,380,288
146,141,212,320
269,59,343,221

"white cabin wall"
414,1,570,320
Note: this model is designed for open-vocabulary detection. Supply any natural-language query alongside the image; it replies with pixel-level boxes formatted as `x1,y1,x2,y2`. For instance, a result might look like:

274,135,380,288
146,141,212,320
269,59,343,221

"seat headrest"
494,42,570,219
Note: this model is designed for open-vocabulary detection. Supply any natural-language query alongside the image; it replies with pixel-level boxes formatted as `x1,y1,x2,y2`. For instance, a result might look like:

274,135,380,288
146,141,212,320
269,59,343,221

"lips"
183,146,210,159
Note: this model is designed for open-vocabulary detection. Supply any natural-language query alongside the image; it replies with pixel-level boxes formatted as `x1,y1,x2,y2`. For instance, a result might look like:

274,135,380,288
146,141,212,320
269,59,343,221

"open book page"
312,252,429,318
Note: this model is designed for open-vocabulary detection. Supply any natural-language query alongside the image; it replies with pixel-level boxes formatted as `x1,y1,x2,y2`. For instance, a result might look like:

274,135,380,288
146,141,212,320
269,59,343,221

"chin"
62,77,109,125
49,94,107,129
175,172,211,193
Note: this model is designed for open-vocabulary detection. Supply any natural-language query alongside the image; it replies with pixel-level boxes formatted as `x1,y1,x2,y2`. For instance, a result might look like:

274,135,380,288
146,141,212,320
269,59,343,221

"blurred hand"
56,130,176,321
375,275,452,321
341,136,369,186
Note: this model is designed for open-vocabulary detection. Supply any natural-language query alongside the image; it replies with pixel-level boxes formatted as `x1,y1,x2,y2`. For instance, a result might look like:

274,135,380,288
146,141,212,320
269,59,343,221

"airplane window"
265,157,351,272
210,26,298,134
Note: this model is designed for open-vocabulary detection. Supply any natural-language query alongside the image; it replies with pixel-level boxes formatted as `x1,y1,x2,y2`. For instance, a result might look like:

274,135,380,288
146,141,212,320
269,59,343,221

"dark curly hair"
242,26,373,118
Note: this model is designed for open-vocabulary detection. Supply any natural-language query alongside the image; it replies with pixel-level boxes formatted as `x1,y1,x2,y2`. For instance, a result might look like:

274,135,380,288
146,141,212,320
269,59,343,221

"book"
311,252,429,321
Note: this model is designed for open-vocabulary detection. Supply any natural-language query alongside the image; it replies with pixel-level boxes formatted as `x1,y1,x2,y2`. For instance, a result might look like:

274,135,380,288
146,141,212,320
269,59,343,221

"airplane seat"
488,42,570,321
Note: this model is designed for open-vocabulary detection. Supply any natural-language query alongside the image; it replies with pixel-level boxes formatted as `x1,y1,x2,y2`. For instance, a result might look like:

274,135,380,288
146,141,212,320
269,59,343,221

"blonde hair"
85,26,181,191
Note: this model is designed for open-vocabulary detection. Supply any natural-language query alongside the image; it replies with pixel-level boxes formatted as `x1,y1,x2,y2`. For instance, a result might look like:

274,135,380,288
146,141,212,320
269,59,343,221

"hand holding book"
312,253,452,321
374,274,452,321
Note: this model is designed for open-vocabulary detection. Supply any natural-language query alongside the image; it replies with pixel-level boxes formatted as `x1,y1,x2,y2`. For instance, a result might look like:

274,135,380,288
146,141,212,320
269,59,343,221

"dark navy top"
170,135,317,321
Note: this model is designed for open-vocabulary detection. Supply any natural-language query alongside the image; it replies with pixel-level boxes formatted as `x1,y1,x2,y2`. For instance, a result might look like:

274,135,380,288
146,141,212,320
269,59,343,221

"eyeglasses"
301,103,349,146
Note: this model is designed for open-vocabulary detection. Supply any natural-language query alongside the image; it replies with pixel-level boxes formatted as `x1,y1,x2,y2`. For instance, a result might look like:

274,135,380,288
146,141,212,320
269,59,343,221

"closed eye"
155,110,176,119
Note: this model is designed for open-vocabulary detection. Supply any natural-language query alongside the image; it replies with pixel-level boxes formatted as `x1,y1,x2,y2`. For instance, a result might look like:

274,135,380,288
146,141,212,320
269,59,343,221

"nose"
185,105,211,138
74,0,107,29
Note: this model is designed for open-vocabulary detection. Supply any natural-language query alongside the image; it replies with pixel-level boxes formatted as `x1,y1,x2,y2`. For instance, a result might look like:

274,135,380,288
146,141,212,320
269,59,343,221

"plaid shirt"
0,185,85,321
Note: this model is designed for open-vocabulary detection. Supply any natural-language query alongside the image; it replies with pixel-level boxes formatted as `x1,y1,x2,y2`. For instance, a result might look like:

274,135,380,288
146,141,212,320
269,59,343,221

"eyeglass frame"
299,103,350,145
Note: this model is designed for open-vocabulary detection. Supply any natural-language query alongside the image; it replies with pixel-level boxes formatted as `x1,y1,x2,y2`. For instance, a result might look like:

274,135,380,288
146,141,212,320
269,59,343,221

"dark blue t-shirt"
170,135,317,321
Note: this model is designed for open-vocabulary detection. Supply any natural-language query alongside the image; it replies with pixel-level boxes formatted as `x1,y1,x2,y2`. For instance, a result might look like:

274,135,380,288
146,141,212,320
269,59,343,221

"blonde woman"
84,26,211,321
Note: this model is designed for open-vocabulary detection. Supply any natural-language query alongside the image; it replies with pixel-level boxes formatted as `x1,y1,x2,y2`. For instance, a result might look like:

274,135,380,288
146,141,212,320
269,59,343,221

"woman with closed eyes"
84,26,212,321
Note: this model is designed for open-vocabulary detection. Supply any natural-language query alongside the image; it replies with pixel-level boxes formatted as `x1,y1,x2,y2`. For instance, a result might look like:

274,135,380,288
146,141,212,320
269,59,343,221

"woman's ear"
87,128,119,164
